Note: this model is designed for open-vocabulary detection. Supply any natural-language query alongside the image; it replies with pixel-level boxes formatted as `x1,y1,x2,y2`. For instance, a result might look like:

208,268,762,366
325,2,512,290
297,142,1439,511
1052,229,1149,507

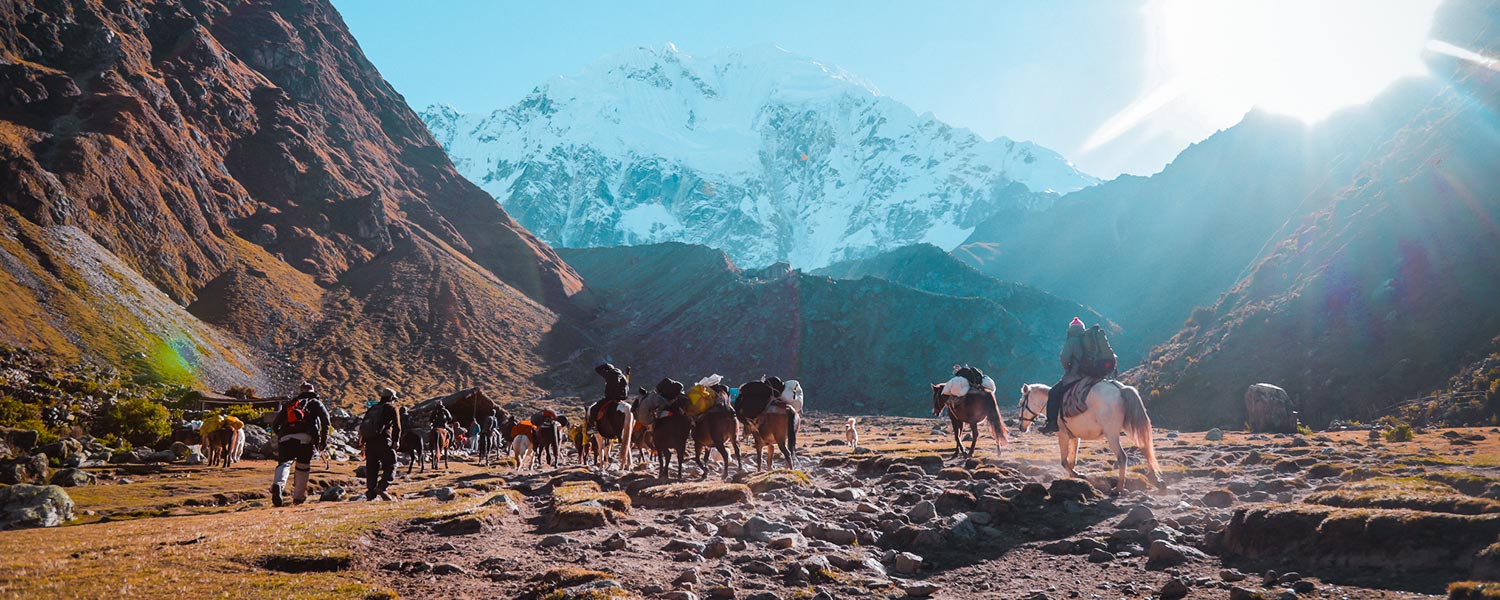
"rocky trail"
364,417,1500,599
4,416,1500,599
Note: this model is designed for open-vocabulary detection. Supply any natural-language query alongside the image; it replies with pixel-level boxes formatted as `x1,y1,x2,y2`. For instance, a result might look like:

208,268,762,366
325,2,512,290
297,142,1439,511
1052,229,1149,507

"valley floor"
2,417,1497,599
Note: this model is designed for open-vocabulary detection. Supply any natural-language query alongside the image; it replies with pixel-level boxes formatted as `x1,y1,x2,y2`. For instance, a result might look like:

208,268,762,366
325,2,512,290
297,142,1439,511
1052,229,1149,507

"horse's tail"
987,391,1009,445
1121,385,1162,479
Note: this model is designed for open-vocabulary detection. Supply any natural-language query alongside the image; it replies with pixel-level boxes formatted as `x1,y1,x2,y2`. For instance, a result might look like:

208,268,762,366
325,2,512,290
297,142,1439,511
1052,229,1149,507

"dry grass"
633,482,753,509
1451,581,1500,599
744,469,811,493
0,461,493,598
1307,477,1500,515
552,481,631,513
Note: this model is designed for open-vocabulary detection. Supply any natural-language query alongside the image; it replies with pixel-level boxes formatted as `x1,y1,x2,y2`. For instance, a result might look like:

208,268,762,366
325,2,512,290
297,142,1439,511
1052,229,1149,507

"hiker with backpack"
270,382,332,506
589,363,630,426
358,388,402,501
1040,318,1118,434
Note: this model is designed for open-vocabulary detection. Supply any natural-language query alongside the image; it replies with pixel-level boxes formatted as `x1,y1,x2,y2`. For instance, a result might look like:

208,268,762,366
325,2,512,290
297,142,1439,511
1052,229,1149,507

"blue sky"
333,1,1437,179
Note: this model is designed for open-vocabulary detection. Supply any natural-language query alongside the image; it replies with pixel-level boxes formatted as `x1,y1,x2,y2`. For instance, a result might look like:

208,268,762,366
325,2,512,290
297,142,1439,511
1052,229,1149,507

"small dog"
844,417,859,448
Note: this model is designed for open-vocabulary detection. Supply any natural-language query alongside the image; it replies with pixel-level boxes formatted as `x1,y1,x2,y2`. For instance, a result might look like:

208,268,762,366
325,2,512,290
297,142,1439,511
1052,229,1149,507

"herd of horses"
380,371,1166,495
398,380,807,480
186,372,1165,497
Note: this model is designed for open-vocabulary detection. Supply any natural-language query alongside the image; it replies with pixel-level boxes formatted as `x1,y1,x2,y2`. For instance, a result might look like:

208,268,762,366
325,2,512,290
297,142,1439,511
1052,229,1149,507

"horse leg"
949,416,964,457
967,421,980,458
1106,430,1128,496
1058,428,1077,478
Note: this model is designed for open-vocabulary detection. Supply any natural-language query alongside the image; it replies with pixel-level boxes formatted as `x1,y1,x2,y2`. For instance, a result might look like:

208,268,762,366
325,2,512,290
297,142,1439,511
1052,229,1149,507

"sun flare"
1154,0,1440,122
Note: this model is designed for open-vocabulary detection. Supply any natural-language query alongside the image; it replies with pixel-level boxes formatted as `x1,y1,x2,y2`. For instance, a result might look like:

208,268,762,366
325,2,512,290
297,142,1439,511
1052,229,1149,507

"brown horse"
931,384,1008,458
693,406,741,479
745,404,798,470
428,426,451,470
653,411,694,479
205,427,236,468
568,422,601,465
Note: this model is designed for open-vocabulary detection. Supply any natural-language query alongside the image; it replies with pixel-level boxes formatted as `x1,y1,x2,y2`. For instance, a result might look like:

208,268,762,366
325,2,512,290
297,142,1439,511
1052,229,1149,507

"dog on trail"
844,417,859,448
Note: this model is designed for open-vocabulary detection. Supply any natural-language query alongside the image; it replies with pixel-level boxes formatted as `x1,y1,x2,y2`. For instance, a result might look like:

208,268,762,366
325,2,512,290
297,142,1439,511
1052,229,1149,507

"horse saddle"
1062,377,1118,419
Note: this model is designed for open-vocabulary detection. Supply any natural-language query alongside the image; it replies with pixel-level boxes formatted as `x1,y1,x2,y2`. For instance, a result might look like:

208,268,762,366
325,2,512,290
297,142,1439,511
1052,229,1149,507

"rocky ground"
3,416,1499,599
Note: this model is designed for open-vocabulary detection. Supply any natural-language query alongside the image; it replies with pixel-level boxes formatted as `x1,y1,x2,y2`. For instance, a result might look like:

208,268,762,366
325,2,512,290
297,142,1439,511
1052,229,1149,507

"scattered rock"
907,500,937,524
1202,489,1237,508
1047,478,1101,503
1205,428,1225,441
1146,540,1206,569
432,563,466,576
903,581,941,597
0,484,73,528
48,468,94,487
1087,548,1115,563
539,534,576,548
320,485,347,502
429,487,456,501
1159,578,1190,599
894,551,923,574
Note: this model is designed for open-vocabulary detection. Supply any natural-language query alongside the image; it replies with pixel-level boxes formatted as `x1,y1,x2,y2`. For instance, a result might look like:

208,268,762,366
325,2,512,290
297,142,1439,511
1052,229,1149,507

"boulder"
39,438,85,467
49,468,95,487
907,500,937,524
0,454,49,485
0,427,38,460
1245,383,1297,434
1146,540,1207,569
1047,478,1102,503
894,551,924,574
320,485,347,502
169,441,192,458
0,484,74,528
1205,428,1224,441
183,450,206,465
241,426,277,456
634,482,752,509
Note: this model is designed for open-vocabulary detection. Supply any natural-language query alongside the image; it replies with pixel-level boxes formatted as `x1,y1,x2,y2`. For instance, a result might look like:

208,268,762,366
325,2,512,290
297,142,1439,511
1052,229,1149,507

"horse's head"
931,383,947,417
1016,383,1049,433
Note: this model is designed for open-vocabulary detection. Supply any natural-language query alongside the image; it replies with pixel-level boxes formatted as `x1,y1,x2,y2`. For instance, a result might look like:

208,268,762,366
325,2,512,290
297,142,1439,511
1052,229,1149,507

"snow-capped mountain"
421,43,1097,268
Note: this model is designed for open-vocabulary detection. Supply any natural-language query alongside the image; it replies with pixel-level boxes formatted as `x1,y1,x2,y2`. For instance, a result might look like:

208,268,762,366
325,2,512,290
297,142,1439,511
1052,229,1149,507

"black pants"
1047,379,1079,429
365,441,395,500
277,437,315,464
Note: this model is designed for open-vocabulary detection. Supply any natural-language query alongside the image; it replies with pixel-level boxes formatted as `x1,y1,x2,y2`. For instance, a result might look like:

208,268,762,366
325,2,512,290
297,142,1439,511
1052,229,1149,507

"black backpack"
359,403,396,446
656,378,684,400
1080,325,1118,378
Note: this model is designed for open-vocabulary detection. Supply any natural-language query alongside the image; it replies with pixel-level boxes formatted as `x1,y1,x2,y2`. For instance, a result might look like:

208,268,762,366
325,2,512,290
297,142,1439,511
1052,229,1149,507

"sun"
1152,0,1440,123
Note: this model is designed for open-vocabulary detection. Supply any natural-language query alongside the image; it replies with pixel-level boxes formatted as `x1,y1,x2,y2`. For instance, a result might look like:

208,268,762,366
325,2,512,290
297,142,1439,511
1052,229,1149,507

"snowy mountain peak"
421,44,1098,268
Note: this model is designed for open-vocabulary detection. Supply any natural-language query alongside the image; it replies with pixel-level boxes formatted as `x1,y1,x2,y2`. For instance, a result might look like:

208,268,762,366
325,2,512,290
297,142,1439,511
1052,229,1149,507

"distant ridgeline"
557,243,1112,417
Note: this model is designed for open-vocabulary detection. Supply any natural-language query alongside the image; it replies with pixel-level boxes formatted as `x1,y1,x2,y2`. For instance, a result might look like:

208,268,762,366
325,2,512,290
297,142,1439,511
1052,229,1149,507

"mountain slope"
559,243,1100,415
956,97,1427,354
812,243,1131,361
0,0,589,399
422,44,1096,269
1123,1,1500,428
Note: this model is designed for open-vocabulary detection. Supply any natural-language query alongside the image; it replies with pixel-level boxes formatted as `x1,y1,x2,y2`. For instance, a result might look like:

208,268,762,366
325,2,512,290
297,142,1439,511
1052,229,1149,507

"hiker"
358,388,402,501
270,382,331,506
589,363,630,425
467,419,482,453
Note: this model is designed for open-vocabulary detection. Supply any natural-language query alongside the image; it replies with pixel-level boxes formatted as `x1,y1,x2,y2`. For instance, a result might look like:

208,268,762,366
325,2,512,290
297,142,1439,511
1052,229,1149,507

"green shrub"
0,396,41,428
224,404,272,424
1297,423,1313,435
97,396,171,448
1384,422,1415,443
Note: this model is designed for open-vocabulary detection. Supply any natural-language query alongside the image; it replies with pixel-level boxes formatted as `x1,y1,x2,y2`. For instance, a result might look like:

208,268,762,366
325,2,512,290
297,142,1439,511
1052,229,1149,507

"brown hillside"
0,0,589,400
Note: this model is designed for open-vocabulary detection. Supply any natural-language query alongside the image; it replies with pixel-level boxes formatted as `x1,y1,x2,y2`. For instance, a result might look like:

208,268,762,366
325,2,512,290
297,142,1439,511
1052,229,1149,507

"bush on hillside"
96,396,171,448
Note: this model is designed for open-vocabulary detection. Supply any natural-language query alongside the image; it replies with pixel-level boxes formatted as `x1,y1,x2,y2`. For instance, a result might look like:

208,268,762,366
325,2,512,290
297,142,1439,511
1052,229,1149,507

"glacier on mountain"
422,43,1097,268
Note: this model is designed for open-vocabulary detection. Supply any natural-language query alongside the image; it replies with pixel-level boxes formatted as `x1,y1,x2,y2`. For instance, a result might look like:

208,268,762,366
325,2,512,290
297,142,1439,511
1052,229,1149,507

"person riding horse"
589,363,631,427
1040,317,1087,434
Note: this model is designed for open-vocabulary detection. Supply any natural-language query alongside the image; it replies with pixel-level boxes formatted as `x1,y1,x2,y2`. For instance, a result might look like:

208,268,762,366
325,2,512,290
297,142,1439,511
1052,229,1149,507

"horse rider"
360,388,402,501
1040,317,1087,434
431,401,455,442
589,363,630,426
270,382,331,506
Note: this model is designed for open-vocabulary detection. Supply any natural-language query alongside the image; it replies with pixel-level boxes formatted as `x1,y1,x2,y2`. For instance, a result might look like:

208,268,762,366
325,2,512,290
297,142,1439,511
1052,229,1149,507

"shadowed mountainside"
559,242,1108,415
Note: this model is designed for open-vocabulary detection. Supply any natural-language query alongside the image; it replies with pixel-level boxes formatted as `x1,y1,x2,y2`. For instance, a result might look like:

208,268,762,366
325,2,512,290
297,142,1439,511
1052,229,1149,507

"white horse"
512,433,534,471
1018,381,1165,495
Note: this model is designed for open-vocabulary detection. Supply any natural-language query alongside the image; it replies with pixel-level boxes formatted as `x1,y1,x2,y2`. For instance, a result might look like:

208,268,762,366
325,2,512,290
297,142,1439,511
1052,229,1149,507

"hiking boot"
270,483,285,507
1039,423,1059,435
